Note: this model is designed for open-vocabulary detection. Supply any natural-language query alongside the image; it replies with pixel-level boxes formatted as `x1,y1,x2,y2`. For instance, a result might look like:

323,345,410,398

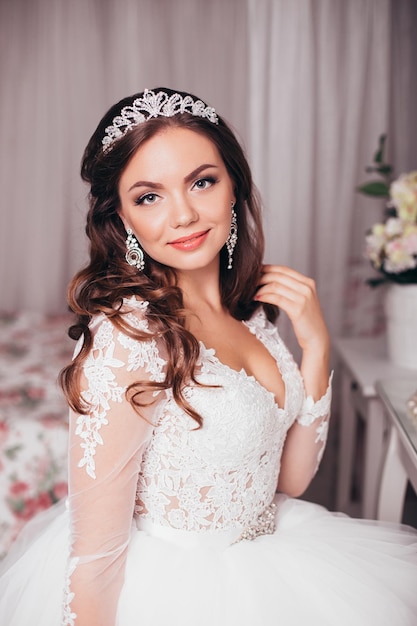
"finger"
260,267,316,292
255,281,302,303
262,265,313,283
257,276,316,306
254,285,308,314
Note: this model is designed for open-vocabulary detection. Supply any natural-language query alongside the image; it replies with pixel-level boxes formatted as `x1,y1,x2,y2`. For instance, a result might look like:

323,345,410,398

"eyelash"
193,176,218,190
134,176,218,206
135,193,158,206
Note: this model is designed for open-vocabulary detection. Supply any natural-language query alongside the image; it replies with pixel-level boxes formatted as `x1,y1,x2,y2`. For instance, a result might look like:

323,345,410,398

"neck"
177,263,223,313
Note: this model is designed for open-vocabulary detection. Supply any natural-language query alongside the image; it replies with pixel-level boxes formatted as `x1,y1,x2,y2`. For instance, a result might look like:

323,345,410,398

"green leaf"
375,164,393,176
356,181,390,197
366,277,388,288
373,134,387,164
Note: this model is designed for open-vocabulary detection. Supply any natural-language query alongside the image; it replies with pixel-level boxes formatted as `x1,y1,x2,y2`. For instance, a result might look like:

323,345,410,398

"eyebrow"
127,163,219,193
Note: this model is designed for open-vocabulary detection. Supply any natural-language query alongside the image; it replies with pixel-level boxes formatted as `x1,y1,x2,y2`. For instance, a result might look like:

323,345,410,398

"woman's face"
118,126,235,274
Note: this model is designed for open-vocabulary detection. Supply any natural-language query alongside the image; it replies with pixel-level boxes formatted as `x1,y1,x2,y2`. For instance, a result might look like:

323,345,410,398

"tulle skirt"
1,494,417,625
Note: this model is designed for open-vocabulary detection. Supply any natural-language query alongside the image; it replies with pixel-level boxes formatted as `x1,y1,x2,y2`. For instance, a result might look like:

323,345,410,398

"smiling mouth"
168,230,210,250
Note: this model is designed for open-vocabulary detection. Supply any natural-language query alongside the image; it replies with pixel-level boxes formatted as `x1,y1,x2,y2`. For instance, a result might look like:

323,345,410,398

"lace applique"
75,302,167,479
296,372,333,471
297,372,333,426
118,330,166,381
244,310,304,417
315,419,329,444
76,320,126,479
136,309,307,532
122,297,151,330
62,556,78,626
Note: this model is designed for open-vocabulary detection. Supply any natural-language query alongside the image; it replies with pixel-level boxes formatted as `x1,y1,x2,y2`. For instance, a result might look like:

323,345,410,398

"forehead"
120,127,224,183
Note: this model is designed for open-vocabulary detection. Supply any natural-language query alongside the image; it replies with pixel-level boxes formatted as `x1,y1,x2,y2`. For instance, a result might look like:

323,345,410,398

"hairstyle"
60,87,277,426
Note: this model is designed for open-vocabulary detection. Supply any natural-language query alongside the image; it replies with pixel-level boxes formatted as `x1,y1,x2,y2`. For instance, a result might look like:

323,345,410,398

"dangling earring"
226,201,238,270
125,228,145,271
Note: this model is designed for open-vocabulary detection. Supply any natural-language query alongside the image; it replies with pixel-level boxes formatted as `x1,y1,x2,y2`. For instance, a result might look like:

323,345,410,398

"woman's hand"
254,265,329,354
255,266,332,495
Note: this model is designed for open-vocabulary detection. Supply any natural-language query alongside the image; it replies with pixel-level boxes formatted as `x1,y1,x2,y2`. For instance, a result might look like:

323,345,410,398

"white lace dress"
1,298,417,626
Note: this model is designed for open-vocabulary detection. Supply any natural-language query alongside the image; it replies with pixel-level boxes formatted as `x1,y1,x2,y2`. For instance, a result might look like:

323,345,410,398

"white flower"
384,239,417,273
390,171,417,223
364,170,417,280
403,226,417,255
384,217,403,237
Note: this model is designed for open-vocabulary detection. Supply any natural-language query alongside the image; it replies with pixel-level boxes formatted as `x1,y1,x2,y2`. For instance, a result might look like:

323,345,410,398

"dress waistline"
135,502,277,550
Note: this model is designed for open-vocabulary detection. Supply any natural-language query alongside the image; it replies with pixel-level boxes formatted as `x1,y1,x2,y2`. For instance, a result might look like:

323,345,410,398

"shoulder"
89,296,150,333
73,297,152,359
246,306,279,336
77,296,166,380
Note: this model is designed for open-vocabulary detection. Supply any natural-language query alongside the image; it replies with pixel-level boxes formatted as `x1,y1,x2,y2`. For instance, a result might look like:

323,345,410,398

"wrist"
301,338,330,362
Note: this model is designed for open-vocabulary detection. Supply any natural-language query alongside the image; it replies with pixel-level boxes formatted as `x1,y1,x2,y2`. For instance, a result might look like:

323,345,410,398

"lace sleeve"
62,303,167,626
296,372,333,471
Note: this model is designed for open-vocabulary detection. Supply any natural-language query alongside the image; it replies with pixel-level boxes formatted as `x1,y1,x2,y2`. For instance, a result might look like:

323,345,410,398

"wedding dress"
0,297,416,625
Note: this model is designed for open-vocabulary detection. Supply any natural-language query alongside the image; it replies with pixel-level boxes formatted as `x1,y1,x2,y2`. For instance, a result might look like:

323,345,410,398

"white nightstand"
335,336,416,519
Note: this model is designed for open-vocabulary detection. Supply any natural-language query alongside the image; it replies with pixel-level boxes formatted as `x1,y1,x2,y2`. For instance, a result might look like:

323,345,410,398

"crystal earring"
226,202,238,270
125,228,145,271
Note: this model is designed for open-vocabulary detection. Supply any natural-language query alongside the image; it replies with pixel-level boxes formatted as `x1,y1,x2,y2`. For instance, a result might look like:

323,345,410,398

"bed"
0,310,73,559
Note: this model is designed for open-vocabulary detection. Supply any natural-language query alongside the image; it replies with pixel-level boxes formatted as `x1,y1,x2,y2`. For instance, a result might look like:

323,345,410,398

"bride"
0,87,416,626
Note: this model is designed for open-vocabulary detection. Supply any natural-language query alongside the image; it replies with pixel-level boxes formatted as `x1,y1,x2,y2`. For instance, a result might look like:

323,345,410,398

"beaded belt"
232,502,277,544
136,502,278,548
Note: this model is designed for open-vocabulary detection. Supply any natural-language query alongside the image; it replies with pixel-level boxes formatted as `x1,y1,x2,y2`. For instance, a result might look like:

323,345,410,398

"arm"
254,265,332,497
63,312,166,626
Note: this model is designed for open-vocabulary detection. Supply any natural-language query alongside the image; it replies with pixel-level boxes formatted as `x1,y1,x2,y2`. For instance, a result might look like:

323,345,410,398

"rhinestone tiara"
102,89,219,152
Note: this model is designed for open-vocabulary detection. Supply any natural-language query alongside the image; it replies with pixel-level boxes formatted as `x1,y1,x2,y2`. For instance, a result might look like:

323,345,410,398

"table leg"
377,427,408,523
362,399,388,519
336,370,357,513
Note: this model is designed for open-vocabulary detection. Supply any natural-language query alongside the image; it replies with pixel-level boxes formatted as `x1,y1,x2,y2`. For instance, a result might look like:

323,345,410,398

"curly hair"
60,88,277,426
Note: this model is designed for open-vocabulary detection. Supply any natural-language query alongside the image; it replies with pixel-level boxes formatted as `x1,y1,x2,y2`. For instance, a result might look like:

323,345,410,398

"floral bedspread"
0,311,73,559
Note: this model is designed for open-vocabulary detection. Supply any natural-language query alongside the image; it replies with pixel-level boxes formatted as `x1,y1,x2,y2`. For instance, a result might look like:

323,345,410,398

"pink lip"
168,230,210,250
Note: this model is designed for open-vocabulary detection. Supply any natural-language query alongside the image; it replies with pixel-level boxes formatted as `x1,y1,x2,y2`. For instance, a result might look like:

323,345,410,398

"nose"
170,194,198,228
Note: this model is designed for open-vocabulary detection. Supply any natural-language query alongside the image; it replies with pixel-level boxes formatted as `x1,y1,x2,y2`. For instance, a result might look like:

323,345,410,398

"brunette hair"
60,87,277,426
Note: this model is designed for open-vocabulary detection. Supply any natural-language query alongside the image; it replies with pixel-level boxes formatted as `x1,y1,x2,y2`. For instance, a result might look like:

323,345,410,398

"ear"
117,211,130,232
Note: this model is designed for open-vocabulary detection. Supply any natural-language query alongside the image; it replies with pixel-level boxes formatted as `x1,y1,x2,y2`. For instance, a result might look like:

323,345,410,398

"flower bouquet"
359,135,417,286
357,135,417,369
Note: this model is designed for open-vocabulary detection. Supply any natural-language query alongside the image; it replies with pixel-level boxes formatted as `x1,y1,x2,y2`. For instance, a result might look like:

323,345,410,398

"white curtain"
0,0,416,340
0,0,248,312
247,0,402,352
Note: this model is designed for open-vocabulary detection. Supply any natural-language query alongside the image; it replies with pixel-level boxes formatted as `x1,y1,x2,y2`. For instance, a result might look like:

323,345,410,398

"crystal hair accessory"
102,89,219,152
125,229,145,272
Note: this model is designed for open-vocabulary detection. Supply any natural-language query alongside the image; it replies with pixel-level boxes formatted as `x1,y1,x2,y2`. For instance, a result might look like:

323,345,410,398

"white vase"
384,283,417,369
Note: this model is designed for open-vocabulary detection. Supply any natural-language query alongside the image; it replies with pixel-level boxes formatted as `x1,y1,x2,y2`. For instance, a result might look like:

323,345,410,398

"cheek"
133,216,165,244
220,204,233,229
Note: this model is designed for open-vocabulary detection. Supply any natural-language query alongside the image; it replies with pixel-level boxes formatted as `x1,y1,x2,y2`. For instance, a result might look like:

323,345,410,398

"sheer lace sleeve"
296,372,333,471
62,301,167,626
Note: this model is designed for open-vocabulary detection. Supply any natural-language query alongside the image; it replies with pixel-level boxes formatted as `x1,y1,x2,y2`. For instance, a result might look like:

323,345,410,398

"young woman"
0,88,416,625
